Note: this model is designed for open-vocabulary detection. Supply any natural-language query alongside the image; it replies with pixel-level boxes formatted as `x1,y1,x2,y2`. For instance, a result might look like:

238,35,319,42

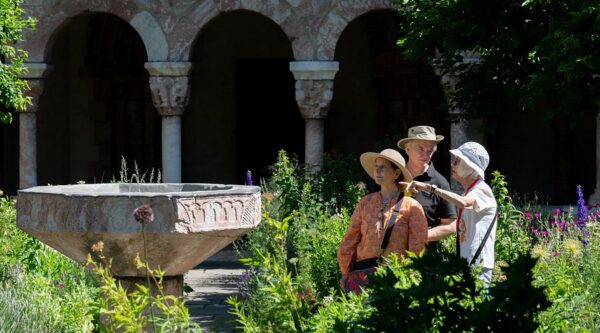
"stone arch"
183,9,302,184
36,12,160,186
327,9,450,175
22,2,144,62
310,2,395,60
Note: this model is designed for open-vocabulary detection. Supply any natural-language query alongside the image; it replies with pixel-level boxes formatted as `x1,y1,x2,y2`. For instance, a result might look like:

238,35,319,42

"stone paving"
184,248,245,333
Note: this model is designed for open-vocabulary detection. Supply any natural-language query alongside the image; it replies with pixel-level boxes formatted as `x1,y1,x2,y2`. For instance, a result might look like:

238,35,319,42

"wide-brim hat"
450,141,489,180
397,125,444,150
360,149,413,182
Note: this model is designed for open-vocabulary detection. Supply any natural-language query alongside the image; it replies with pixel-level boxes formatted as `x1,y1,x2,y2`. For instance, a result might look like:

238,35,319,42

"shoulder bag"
343,194,404,293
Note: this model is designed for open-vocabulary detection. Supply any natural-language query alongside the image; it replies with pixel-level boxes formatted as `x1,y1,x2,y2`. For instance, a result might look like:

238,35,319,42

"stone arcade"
0,0,595,204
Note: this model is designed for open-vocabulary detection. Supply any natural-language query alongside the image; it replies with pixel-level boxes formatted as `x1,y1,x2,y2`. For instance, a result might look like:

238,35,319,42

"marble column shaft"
290,61,339,169
145,62,192,183
19,63,51,189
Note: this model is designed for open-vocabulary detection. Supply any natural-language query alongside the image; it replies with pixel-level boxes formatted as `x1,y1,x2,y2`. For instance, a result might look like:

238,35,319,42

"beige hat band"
397,125,444,150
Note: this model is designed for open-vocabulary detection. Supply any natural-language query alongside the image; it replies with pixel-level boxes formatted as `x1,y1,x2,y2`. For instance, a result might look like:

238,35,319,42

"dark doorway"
185,10,301,185
486,110,595,204
38,13,160,186
236,59,303,183
0,118,19,195
329,9,450,177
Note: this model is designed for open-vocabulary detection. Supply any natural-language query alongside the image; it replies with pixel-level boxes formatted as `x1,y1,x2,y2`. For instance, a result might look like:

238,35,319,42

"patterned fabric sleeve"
407,198,428,255
337,197,365,274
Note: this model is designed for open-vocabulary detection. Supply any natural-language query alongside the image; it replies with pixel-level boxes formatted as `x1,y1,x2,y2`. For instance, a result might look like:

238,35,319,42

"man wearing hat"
397,126,456,248
405,142,497,286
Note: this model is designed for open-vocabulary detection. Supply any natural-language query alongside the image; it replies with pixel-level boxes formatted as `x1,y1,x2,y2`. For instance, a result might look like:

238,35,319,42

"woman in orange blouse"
338,149,428,289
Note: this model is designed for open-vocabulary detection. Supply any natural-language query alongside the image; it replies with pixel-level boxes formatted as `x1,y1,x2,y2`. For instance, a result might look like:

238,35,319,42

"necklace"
381,190,399,206
378,190,399,231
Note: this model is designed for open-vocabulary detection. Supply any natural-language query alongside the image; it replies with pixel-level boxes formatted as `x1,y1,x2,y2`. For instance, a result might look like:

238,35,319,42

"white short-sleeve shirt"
458,180,497,269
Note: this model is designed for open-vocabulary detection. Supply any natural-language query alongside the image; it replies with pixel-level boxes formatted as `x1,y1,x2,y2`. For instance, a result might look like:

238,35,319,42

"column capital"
294,80,334,119
146,63,192,116
289,61,339,81
19,63,53,114
22,63,53,79
290,61,338,120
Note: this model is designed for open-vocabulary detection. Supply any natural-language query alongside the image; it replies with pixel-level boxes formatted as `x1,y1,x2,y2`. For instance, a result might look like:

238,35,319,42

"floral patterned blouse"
338,192,428,274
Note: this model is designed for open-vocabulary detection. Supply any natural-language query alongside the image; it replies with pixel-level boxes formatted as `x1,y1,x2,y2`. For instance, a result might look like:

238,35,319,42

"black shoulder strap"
469,209,497,265
381,193,405,250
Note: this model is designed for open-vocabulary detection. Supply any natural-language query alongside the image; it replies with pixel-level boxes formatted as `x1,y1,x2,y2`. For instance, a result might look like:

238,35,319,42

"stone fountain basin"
17,183,261,277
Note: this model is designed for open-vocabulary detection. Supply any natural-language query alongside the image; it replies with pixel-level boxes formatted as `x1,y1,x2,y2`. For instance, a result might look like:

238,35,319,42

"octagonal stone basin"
16,183,261,277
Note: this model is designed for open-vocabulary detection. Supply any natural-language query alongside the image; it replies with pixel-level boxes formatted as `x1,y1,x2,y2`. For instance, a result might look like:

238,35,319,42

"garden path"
184,246,244,333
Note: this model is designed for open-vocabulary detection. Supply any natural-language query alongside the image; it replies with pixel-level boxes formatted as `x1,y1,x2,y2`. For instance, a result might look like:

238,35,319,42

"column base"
117,275,183,298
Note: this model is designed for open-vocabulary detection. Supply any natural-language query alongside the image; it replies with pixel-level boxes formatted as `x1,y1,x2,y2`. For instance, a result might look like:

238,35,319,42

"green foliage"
0,0,36,124
0,266,96,332
294,208,349,298
232,152,600,332
262,150,364,221
229,214,316,332
354,251,548,332
0,196,98,332
111,156,161,184
86,243,201,332
491,171,532,263
394,0,600,122
533,223,600,332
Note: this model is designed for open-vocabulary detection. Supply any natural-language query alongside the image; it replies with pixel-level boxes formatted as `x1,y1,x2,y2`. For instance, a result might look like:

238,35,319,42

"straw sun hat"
397,125,444,150
360,149,413,182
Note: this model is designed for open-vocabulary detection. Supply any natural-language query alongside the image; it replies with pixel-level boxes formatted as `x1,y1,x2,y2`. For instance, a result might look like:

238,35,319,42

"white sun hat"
450,142,489,180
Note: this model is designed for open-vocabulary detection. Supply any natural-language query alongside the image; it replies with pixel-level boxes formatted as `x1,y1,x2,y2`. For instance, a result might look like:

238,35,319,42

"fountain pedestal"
16,183,261,297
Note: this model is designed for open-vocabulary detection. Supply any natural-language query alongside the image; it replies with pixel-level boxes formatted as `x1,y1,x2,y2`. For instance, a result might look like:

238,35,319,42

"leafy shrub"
533,223,600,332
491,171,533,263
86,242,201,332
0,196,98,332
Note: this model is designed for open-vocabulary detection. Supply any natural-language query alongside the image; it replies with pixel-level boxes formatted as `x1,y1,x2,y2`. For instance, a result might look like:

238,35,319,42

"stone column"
19,63,52,189
145,62,192,183
440,73,471,191
588,113,600,206
289,61,339,170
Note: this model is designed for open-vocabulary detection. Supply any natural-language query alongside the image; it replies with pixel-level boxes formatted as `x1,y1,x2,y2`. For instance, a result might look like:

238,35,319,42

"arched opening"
38,13,160,186
185,10,302,184
329,10,450,176
487,109,595,204
0,119,19,195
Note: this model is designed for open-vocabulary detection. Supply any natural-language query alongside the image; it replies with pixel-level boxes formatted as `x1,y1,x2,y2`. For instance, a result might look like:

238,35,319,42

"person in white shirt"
404,142,497,287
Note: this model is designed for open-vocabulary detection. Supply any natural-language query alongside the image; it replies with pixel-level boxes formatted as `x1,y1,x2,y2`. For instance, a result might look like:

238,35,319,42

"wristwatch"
430,184,438,193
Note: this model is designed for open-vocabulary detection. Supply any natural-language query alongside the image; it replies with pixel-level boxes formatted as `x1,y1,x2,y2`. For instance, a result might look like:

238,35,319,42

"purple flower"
133,205,154,225
524,212,532,221
245,170,253,186
552,251,558,257
576,185,588,229
236,269,255,298
534,212,541,219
